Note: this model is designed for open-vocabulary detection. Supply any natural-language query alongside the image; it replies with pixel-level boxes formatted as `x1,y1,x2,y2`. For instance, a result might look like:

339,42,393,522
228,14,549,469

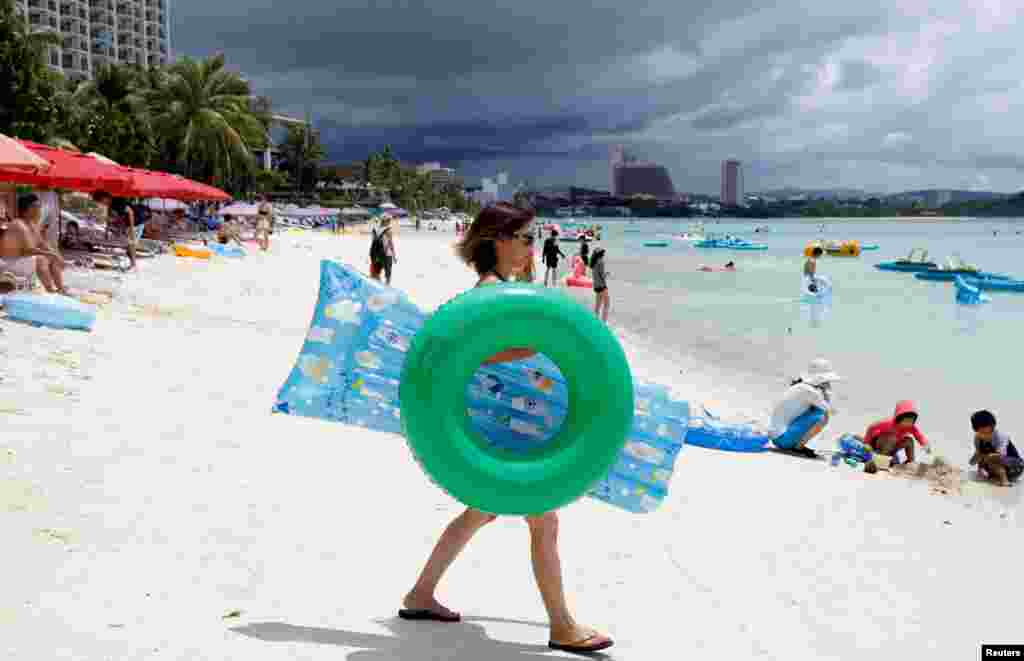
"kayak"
914,270,1011,282
963,276,1024,292
643,241,669,247
861,244,880,251
875,261,938,272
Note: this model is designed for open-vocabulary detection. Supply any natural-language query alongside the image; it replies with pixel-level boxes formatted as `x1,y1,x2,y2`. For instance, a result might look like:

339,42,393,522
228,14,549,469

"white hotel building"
15,0,171,81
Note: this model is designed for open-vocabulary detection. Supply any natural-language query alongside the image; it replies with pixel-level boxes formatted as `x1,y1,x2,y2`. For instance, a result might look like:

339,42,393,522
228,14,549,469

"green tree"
278,123,325,193
253,168,290,193
70,62,158,166
0,0,64,141
150,53,264,191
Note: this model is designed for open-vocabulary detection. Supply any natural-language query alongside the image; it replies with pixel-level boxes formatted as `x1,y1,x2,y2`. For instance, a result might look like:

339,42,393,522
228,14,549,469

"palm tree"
69,62,160,166
150,53,264,190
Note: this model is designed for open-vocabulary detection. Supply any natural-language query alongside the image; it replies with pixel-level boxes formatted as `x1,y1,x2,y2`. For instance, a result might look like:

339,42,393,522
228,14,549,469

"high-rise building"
720,159,743,206
15,0,172,82
609,145,675,198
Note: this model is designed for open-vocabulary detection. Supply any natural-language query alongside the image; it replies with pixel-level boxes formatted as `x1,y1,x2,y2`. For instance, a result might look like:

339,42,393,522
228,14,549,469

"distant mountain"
884,190,1011,206
755,188,874,200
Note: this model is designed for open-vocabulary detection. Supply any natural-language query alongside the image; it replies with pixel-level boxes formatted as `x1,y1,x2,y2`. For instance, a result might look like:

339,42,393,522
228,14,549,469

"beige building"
15,0,171,81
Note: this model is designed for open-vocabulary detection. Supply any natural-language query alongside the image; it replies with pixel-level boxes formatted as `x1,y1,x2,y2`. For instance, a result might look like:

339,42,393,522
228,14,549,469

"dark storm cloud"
171,1,1024,192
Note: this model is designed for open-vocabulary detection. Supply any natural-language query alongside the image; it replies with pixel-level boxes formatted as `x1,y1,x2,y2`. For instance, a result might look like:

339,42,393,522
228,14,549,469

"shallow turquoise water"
561,217,1024,450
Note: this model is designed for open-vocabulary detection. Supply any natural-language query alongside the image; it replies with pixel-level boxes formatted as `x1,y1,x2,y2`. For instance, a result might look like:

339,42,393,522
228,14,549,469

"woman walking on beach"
369,216,396,285
400,203,614,655
590,248,610,322
255,196,272,252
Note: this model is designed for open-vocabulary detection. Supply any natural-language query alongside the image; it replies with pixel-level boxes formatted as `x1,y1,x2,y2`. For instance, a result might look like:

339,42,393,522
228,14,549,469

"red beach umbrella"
0,141,129,191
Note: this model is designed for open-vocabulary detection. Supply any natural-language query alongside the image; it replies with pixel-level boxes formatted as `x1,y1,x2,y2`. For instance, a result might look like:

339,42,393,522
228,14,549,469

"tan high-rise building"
15,0,171,82
720,159,743,206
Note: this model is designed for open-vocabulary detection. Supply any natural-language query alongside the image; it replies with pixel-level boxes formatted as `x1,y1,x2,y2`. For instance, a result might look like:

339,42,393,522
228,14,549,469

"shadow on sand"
232,615,613,660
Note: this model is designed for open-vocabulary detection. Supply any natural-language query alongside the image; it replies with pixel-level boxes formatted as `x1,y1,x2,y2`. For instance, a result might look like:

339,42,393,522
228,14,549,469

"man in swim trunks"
0,194,66,294
804,247,823,291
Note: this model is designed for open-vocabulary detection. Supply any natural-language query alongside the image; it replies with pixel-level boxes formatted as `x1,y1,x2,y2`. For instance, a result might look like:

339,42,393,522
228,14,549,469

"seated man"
863,400,932,465
0,194,66,294
969,410,1021,487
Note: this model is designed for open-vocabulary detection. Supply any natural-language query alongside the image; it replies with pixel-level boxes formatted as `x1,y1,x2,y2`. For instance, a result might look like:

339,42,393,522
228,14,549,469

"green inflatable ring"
399,283,634,515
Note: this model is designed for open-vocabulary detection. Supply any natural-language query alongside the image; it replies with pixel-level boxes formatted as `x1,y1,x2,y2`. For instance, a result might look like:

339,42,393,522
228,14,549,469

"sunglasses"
506,231,535,246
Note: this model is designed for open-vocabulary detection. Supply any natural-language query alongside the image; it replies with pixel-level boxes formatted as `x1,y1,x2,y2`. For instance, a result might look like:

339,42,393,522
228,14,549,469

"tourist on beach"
804,246,823,292
0,194,67,294
369,216,396,285
591,248,610,322
968,410,1021,487
768,358,839,458
862,401,932,465
217,215,243,246
91,191,138,269
255,196,272,251
401,203,613,655
579,236,590,268
541,230,566,287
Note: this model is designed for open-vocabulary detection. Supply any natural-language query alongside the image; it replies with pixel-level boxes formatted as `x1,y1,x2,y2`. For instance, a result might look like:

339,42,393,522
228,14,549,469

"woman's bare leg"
403,508,496,616
526,512,611,647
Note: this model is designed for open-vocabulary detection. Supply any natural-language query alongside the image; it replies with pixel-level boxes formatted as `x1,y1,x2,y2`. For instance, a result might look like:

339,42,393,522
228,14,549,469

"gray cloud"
172,1,1024,193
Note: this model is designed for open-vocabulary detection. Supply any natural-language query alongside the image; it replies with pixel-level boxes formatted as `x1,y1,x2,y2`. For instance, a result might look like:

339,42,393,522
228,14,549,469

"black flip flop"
397,608,461,623
548,635,614,655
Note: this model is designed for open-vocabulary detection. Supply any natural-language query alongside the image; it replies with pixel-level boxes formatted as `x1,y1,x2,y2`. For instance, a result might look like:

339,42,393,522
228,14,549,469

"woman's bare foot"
549,622,613,652
400,590,460,621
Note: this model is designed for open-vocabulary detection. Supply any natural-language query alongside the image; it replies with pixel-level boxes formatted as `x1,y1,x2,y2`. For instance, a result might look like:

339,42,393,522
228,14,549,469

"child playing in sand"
863,401,932,465
968,410,1022,487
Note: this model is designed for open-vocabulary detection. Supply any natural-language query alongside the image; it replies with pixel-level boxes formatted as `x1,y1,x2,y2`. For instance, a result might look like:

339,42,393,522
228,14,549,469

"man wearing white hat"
768,358,841,458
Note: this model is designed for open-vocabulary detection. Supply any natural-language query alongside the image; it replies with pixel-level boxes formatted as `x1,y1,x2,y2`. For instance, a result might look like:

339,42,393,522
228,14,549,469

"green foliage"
253,168,290,193
278,124,325,193
0,0,63,141
360,145,477,213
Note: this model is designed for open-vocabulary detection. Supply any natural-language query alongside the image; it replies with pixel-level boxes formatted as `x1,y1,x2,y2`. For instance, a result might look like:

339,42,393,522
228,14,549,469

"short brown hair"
455,203,534,276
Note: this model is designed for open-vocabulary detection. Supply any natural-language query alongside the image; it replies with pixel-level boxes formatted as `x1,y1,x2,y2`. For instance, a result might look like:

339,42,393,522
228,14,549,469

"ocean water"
558,217,1024,452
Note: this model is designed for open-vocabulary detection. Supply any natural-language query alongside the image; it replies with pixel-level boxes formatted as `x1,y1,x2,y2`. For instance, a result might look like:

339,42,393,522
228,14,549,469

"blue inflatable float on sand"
272,261,689,514
208,243,247,258
687,406,826,452
1,292,96,331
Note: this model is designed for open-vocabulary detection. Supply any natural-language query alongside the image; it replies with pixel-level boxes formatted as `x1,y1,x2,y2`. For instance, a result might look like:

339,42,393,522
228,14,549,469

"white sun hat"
801,358,841,386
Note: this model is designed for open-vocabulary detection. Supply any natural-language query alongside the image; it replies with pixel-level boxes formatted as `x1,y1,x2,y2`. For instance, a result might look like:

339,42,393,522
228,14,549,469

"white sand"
2,229,1021,660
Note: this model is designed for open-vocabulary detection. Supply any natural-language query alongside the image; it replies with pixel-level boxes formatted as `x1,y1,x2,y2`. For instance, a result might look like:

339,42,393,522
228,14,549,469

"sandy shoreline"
2,229,1021,660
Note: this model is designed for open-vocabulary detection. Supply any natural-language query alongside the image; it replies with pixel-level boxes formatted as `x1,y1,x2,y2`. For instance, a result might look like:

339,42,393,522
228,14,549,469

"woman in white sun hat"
768,358,841,458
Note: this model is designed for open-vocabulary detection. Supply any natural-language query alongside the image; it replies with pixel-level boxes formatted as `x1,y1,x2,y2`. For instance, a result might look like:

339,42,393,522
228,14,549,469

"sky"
172,1,1024,194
